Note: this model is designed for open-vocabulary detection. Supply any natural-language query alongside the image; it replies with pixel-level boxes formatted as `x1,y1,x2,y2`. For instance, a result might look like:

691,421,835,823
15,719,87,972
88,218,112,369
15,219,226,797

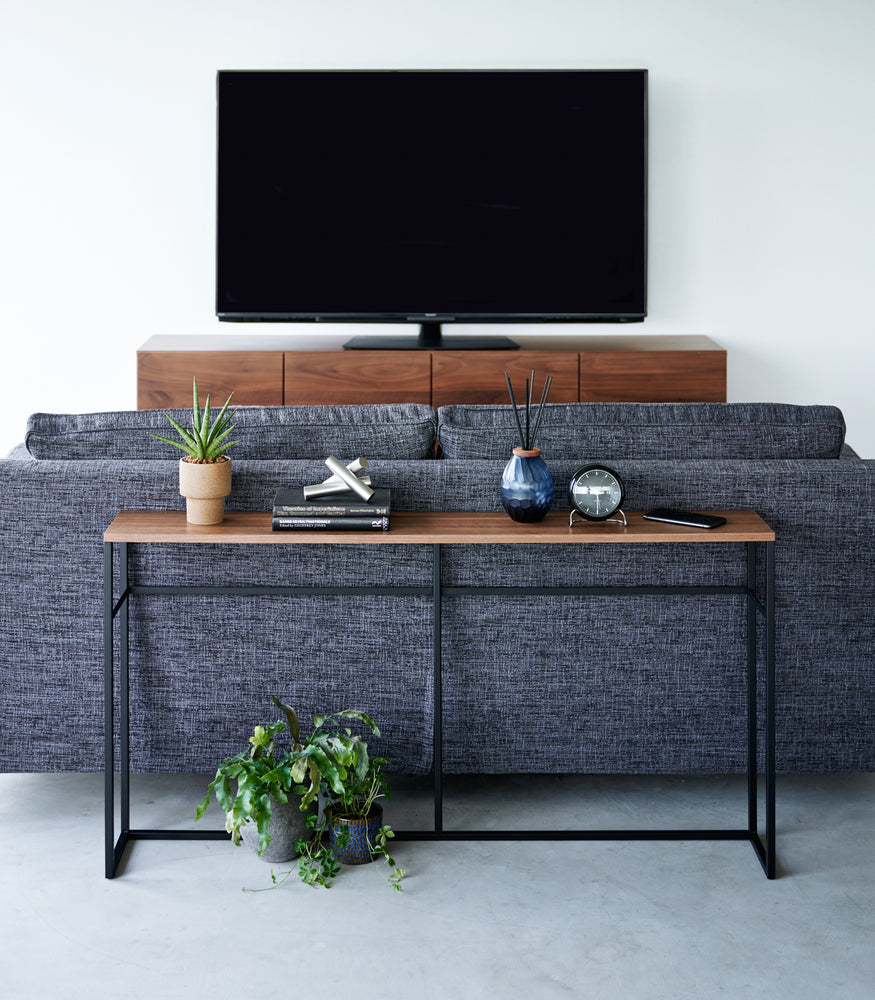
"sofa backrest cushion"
25,404,437,460
437,402,846,460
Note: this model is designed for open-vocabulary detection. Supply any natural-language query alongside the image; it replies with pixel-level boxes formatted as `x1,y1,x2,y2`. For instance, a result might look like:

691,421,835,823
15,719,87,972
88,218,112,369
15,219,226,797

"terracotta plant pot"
178,456,232,524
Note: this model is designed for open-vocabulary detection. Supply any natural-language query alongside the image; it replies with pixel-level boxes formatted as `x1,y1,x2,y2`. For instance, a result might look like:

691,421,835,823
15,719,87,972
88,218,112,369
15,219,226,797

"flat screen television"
216,69,647,349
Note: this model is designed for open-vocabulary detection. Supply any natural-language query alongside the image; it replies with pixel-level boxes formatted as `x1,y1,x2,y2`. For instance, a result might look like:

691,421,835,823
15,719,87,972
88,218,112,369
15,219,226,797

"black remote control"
643,509,727,529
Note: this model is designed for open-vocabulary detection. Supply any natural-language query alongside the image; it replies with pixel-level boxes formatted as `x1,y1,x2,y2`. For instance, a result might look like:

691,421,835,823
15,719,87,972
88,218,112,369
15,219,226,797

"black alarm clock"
568,464,626,524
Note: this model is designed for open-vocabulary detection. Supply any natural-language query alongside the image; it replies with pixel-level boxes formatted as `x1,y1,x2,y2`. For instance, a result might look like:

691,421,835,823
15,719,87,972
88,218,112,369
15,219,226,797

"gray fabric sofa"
1,401,872,776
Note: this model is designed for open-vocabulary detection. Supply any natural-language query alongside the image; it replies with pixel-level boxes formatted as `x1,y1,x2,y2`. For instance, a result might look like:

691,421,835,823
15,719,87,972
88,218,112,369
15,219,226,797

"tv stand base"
344,322,519,350
344,335,520,350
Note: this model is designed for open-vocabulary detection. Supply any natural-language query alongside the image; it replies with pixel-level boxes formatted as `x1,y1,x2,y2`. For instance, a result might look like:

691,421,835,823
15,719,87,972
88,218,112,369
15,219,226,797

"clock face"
568,464,625,521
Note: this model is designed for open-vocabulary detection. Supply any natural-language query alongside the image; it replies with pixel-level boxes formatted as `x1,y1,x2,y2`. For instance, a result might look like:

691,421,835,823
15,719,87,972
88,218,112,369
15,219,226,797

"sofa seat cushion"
437,402,846,460
25,404,437,460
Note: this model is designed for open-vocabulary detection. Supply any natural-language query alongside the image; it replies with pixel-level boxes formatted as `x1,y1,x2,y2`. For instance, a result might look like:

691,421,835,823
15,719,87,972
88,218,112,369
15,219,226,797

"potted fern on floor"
196,716,317,862
197,697,405,890
150,377,239,524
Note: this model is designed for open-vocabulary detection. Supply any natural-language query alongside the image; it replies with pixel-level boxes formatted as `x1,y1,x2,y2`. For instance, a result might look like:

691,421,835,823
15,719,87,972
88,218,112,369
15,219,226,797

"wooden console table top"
105,509,774,545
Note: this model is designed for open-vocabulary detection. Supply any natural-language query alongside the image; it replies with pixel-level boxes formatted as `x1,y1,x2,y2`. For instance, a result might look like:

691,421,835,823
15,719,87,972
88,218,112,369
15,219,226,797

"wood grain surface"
283,351,431,404
105,509,774,545
580,349,727,402
431,351,579,407
136,335,727,407
137,351,284,409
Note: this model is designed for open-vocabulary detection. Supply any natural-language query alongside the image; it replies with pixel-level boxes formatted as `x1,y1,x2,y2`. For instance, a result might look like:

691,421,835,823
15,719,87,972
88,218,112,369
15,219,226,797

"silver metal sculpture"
303,457,374,500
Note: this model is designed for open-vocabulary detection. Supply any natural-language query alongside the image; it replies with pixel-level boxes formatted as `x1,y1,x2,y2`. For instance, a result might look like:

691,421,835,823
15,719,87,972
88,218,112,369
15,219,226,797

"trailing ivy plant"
150,376,239,462
293,751,404,891
273,697,404,891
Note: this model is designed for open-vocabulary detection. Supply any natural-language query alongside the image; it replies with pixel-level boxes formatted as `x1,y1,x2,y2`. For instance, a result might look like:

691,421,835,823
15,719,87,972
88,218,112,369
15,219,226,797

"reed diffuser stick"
504,371,527,449
524,377,530,450
529,375,553,450
505,370,552,451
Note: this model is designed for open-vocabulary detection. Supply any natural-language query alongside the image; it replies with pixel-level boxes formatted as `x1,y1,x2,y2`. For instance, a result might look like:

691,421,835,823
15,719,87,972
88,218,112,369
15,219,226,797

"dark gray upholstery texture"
25,403,437,460
437,402,847,460
1,414,873,777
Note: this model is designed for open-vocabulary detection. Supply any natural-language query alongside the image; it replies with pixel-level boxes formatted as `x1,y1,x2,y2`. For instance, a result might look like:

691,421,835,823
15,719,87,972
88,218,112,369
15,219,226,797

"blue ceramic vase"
500,448,554,522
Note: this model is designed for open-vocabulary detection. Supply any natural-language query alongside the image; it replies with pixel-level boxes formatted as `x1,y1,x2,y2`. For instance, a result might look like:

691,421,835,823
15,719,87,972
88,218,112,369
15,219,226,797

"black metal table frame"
104,537,776,879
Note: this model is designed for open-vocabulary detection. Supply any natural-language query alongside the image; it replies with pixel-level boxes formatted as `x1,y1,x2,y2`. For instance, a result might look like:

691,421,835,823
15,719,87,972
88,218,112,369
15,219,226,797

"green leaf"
199,394,212,449
299,759,322,807
214,774,233,813
206,393,235,443
336,709,381,737
255,793,273,853
249,725,271,748
148,433,194,455
162,414,201,456
271,696,301,745
355,742,370,782
192,377,201,435
205,438,239,461
324,735,356,767
261,768,289,797
310,747,345,795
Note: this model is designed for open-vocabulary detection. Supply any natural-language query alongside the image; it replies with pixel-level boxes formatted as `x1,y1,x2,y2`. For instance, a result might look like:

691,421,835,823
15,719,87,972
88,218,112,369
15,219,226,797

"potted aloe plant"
197,697,404,890
150,376,238,524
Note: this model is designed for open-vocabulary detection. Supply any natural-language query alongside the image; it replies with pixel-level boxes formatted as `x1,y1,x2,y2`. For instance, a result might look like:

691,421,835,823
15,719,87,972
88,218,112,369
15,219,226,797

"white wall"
2,0,874,455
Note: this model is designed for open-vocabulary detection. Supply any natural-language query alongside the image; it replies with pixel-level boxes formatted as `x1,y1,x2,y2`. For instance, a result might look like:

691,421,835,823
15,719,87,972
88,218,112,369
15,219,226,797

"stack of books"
272,487,391,531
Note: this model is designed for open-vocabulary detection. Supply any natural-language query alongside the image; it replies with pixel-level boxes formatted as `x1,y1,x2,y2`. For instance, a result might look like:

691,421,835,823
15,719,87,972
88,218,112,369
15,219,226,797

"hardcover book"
273,487,391,517
271,515,390,531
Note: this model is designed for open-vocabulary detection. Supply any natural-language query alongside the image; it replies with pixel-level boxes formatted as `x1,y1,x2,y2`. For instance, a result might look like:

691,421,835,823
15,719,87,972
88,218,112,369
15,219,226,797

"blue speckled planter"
328,805,383,865
500,448,554,522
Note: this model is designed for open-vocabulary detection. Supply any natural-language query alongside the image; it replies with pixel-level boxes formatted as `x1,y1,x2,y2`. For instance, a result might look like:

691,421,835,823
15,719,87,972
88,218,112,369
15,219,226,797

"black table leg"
104,541,115,879
765,539,776,878
120,542,130,847
747,542,758,840
433,543,443,833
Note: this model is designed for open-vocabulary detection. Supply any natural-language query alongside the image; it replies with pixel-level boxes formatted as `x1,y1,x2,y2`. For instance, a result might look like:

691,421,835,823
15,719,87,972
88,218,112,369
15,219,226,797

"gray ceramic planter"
240,797,317,863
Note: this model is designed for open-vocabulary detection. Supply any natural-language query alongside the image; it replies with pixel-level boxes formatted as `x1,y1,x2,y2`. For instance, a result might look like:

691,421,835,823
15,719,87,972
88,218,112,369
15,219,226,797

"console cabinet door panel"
579,350,727,403
137,351,284,409
283,351,431,405
431,351,579,407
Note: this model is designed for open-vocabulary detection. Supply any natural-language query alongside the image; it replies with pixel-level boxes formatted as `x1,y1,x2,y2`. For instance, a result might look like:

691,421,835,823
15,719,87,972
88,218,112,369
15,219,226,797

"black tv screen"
216,70,647,345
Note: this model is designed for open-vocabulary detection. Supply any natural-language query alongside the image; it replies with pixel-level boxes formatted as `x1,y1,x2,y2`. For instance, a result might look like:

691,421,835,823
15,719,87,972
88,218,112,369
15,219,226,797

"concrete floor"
0,771,873,999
